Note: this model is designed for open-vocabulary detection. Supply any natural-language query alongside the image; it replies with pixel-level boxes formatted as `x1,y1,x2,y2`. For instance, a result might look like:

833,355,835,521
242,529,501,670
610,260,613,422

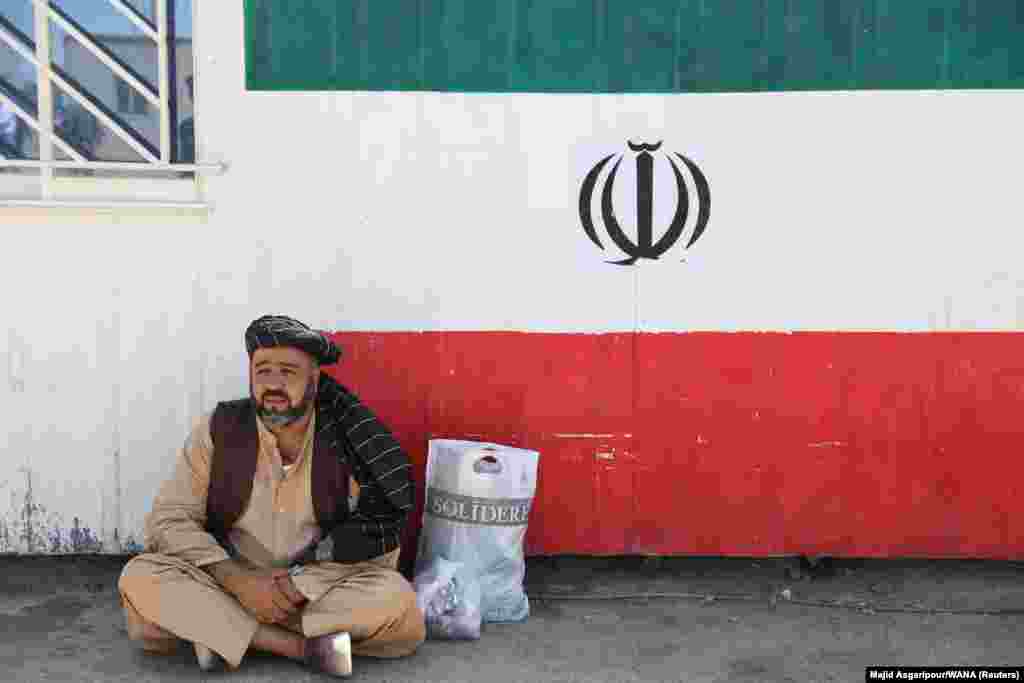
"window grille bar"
156,0,170,162
105,0,159,41
36,0,160,108
0,199,211,210
0,23,38,66
0,13,35,50
166,0,179,164
0,159,225,173
190,0,202,185
33,0,54,197
0,91,87,162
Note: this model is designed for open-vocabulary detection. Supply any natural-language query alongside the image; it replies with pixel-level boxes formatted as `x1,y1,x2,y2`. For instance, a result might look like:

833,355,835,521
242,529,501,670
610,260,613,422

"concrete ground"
1,555,1022,682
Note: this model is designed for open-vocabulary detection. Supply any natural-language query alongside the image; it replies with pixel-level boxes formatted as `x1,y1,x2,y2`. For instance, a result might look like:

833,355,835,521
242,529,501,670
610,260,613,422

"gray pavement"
1,555,1023,682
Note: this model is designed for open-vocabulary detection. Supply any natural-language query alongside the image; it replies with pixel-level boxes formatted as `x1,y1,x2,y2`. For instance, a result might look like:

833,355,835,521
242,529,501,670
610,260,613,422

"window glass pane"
115,78,130,113
0,39,37,109
0,117,38,163
133,88,146,115
52,82,147,165
50,19,161,161
0,1,34,43
0,120,59,164
0,40,38,161
173,0,194,164
52,0,159,87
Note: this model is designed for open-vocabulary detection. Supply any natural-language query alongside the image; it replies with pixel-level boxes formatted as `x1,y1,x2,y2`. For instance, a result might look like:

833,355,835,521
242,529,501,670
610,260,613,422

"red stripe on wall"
325,331,1024,561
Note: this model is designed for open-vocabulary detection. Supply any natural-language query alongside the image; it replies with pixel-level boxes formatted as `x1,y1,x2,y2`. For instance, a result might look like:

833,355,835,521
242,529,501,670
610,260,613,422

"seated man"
118,315,425,677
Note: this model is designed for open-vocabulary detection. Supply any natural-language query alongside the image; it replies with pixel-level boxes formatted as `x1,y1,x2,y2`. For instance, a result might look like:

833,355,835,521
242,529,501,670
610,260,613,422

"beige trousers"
118,549,425,669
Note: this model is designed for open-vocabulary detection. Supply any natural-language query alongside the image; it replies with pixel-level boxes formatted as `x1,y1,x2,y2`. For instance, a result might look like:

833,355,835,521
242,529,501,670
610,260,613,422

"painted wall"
245,0,1024,92
1,1,1023,557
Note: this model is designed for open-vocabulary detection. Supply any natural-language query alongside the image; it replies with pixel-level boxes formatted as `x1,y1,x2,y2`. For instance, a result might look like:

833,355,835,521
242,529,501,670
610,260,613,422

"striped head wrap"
244,315,342,366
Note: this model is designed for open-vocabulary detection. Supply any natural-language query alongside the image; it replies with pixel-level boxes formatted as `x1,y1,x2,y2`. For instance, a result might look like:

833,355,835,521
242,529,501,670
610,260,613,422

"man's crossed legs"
118,549,425,677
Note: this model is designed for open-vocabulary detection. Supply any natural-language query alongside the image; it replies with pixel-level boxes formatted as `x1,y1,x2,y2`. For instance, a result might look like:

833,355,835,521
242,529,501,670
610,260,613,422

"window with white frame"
0,0,220,207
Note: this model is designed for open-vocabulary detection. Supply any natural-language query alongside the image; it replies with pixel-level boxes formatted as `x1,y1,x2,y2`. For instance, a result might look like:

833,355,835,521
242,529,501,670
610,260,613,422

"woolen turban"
244,315,341,366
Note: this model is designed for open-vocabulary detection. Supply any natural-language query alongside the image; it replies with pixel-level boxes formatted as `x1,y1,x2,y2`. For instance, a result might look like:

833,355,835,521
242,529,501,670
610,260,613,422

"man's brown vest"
205,399,351,561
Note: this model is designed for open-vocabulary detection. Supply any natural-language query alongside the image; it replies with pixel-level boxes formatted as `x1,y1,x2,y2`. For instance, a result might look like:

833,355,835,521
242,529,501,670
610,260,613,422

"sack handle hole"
473,452,503,474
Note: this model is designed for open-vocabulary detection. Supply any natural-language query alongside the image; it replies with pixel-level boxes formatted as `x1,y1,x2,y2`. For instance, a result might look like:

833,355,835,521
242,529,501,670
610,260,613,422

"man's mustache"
261,392,290,402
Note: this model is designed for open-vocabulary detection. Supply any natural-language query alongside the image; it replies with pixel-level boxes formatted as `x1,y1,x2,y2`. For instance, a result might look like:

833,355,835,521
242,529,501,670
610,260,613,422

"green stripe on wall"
244,1,1024,93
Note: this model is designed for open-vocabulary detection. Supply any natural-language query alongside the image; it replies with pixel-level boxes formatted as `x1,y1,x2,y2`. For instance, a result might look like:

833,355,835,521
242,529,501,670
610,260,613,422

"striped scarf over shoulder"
315,373,414,561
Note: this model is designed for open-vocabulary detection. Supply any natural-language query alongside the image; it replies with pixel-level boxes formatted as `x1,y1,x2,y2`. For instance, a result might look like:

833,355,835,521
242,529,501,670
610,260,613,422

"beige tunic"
144,412,335,567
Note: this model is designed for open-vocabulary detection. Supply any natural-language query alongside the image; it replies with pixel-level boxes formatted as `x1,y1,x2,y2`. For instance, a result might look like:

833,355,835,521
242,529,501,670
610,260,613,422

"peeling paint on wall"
112,447,121,553
47,518,104,554
0,470,139,555
1,469,61,554
7,336,25,394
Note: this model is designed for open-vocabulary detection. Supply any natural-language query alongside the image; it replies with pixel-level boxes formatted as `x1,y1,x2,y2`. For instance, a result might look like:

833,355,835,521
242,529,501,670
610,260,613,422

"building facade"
1,1,1023,560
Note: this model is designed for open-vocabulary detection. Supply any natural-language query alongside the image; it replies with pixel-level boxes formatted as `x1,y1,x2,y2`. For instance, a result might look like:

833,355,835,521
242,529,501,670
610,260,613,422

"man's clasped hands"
207,559,309,624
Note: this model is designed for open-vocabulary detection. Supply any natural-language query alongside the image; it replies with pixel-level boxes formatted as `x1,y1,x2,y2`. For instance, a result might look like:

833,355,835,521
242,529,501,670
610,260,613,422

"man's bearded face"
249,347,319,428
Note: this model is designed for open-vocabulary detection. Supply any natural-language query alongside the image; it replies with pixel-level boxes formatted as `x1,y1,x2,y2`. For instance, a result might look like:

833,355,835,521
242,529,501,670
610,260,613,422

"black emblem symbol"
579,141,711,265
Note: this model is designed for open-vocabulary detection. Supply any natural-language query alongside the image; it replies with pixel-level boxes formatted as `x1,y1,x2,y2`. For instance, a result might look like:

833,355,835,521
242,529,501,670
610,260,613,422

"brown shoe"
124,600,178,654
141,637,179,655
304,631,352,678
